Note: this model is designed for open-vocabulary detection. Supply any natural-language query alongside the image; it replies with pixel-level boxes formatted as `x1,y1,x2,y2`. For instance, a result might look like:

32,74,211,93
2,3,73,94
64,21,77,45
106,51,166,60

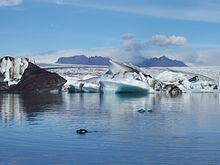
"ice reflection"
99,93,184,131
0,94,24,126
0,93,63,126
1,92,220,129
100,93,183,111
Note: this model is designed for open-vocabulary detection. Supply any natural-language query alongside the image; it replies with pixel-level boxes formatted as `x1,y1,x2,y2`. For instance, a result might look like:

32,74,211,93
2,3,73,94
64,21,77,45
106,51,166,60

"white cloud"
195,50,220,66
0,0,22,6
123,40,143,52
147,35,187,46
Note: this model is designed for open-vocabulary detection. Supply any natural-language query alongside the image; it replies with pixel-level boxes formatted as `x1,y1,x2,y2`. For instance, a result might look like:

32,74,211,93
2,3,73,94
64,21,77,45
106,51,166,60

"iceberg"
100,60,152,93
100,79,149,93
154,70,218,93
0,56,29,86
66,75,100,93
62,59,219,94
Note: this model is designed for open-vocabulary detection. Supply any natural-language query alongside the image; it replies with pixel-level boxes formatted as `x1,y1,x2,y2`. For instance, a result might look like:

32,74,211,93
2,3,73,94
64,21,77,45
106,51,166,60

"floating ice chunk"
155,70,218,93
81,83,100,93
65,75,100,93
156,71,187,84
100,79,150,93
106,60,134,75
100,60,151,93
61,59,219,94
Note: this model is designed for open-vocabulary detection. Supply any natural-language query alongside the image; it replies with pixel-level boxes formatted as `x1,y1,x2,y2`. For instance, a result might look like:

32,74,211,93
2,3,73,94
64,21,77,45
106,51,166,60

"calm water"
1,92,220,165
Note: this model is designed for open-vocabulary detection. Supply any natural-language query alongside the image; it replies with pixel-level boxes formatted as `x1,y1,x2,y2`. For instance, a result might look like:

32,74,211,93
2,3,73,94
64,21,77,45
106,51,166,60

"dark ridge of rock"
56,55,110,65
56,55,187,67
9,62,67,93
137,56,187,67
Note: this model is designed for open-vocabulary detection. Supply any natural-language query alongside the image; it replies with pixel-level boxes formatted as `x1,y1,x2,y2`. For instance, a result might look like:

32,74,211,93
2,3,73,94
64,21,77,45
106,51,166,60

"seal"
76,129,88,135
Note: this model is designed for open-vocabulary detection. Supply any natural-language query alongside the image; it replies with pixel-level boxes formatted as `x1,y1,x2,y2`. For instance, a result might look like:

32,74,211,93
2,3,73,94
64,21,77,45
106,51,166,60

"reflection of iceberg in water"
100,93,163,111
98,93,220,135
0,93,63,126
0,94,24,126
1,92,220,136
98,93,177,132
99,94,162,122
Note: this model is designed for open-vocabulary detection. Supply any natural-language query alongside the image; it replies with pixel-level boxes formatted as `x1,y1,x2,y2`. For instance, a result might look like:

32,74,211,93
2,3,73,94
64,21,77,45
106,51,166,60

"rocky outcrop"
9,62,67,93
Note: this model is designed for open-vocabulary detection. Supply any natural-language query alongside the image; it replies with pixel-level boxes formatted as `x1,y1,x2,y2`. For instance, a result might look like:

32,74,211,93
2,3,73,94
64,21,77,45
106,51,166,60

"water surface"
1,93,220,165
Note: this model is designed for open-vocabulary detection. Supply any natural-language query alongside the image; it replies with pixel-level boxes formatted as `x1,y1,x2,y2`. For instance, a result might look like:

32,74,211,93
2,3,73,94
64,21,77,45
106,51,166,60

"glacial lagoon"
1,92,220,165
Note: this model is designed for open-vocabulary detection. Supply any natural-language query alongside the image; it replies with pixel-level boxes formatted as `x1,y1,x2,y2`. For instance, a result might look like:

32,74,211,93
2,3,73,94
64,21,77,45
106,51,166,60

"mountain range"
56,55,187,67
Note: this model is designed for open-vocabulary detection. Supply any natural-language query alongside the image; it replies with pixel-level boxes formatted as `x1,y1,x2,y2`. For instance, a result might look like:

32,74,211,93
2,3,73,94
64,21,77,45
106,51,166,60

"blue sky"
1,0,220,65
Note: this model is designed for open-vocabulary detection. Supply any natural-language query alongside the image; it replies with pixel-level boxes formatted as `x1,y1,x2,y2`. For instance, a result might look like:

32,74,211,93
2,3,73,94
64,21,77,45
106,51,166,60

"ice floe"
100,60,152,93
63,60,219,94
65,75,100,93
154,70,218,93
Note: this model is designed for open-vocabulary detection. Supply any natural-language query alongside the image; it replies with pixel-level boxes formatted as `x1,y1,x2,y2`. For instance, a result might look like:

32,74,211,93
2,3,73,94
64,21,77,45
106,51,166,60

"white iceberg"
154,70,218,93
65,75,100,93
61,59,219,94
100,60,152,93
0,57,29,86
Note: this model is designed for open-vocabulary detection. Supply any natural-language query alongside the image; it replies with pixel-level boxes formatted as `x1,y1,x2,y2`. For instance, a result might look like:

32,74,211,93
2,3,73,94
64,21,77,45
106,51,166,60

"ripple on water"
1,93,220,165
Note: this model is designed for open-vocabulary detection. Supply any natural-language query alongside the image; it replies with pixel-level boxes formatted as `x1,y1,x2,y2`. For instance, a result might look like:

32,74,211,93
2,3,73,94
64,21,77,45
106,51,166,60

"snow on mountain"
0,56,29,86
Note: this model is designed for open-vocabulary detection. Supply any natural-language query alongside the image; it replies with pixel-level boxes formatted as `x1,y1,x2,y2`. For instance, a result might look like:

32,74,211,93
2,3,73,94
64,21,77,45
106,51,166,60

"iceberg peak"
0,56,30,86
